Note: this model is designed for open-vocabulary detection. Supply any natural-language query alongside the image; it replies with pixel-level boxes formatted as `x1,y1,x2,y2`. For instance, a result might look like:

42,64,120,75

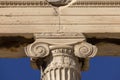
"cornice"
0,0,120,8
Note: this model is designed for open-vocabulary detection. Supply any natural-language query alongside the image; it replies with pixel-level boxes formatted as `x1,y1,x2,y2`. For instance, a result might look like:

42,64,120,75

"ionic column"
24,32,97,80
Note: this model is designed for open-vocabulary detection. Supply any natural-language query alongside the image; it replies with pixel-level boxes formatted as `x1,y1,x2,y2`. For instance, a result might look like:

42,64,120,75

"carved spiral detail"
25,42,49,58
74,42,97,58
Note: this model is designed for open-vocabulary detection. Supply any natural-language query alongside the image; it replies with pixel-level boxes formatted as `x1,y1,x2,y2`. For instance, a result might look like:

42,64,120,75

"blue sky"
0,57,120,80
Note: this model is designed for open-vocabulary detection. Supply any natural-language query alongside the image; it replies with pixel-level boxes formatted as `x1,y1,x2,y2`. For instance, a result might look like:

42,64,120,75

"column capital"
25,32,97,58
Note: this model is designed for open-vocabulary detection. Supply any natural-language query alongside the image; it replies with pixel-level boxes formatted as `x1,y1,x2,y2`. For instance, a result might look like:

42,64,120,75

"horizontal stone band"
1,1,120,8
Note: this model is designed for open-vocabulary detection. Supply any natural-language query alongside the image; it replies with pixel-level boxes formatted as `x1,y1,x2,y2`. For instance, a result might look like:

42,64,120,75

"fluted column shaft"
42,48,81,80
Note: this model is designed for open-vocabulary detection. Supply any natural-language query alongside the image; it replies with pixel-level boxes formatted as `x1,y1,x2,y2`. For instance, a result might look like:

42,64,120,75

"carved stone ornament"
74,42,97,58
25,32,97,80
46,0,73,7
25,42,49,58
0,0,120,8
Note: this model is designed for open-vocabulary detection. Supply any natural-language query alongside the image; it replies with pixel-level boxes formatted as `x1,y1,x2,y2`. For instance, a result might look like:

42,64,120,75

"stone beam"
1,1,120,33
0,25,120,33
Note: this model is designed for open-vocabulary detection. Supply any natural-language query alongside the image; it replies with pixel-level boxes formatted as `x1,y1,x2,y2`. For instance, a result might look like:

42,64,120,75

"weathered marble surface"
0,0,120,33
0,0,119,80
